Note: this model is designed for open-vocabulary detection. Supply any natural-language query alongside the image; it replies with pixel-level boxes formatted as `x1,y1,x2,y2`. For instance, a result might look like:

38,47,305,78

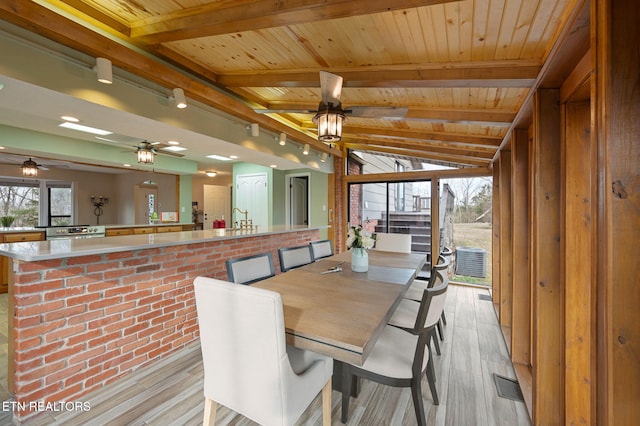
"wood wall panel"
532,88,564,425
511,129,530,365
498,149,512,332
492,164,501,316
594,0,640,423
562,100,595,425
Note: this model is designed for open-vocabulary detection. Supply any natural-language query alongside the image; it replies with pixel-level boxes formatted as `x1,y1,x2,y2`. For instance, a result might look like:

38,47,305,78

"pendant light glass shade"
21,158,38,176
313,103,344,142
137,142,154,164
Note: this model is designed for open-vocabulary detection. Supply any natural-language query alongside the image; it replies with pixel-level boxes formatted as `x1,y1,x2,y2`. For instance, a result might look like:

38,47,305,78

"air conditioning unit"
455,247,486,278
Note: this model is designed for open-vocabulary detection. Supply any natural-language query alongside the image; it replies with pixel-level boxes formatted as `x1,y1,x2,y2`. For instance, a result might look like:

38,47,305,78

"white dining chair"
194,276,333,426
341,278,448,425
225,252,275,284
374,232,412,253
278,245,314,272
309,239,334,260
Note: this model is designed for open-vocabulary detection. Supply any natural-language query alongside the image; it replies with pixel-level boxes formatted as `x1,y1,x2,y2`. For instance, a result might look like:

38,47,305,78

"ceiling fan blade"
319,71,343,106
253,108,318,114
345,106,409,119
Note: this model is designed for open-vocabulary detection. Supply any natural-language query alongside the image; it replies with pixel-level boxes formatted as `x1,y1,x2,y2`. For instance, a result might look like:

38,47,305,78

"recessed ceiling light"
160,146,187,152
229,155,238,159
60,116,79,122
59,122,112,136
0,146,5,150
270,164,278,168
205,171,217,177
123,163,131,167
206,154,232,161
167,140,180,145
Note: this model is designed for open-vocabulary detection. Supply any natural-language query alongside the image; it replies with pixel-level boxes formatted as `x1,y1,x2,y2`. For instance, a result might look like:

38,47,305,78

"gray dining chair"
389,271,447,355
278,245,314,272
226,252,275,284
309,239,333,260
341,277,449,425
194,276,333,426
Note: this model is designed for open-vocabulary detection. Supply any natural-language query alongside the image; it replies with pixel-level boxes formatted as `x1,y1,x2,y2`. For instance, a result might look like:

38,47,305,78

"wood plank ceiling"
0,0,577,169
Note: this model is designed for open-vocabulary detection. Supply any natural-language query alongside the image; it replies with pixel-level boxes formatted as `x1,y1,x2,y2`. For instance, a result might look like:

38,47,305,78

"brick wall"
10,229,319,422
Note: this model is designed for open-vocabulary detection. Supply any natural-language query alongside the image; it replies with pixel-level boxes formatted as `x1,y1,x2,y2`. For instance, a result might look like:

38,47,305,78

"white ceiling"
0,75,327,176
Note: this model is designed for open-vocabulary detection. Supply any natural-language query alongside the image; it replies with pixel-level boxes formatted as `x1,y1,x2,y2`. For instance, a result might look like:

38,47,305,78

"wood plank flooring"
0,285,530,425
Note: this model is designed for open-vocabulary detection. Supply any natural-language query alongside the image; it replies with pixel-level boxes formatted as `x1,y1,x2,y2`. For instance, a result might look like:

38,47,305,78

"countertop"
0,225,328,261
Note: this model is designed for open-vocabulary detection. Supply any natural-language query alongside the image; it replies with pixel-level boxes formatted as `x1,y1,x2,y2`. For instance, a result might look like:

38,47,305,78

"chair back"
278,245,313,272
374,232,412,253
309,239,333,260
194,276,292,425
415,271,448,331
226,252,275,284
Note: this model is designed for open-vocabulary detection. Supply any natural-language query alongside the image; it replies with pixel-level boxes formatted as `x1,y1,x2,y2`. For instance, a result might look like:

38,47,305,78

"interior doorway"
203,184,231,229
286,173,309,226
135,183,158,224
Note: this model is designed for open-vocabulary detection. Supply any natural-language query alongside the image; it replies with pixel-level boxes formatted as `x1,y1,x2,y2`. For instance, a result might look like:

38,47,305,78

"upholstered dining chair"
341,278,449,425
389,271,447,355
225,252,275,284
309,239,333,260
278,245,314,272
374,232,412,253
193,276,333,426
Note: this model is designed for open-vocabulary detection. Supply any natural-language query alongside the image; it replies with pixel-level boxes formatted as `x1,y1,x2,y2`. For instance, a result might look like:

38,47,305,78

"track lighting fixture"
320,153,328,163
251,123,259,137
302,144,310,155
93,57,113,84
171,88,187,108
278,133,287,146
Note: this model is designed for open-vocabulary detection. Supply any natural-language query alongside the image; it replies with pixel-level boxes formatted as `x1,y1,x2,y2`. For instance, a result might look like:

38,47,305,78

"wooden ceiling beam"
130,0,460,44
343,136,496,158
218,63,540,88
342,126,503,147
345,143,491,168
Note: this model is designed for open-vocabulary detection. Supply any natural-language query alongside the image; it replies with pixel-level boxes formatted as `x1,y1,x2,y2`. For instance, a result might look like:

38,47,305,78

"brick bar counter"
0,226,323,423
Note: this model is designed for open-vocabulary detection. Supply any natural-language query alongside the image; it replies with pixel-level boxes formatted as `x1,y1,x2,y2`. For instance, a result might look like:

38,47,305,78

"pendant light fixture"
136,142,154,164
21,158,39,176
313,103,344,142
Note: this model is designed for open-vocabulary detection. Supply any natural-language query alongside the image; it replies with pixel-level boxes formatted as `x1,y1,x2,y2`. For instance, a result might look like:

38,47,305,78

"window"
394,162,406,211
0,178,73,226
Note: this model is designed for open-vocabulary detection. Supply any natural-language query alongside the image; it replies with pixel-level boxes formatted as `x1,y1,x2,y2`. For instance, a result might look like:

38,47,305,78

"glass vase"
351,247,369,272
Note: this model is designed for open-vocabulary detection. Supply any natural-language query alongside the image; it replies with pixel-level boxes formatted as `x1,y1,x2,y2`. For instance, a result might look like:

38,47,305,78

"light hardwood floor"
1,285,530,425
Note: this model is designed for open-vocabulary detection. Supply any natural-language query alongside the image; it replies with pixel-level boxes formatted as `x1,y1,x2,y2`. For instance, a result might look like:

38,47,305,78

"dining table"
252,249,427,366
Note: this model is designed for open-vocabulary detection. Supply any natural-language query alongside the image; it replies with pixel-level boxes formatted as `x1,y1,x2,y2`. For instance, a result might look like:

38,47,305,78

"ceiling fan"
121,140,185,162
253,71,408,142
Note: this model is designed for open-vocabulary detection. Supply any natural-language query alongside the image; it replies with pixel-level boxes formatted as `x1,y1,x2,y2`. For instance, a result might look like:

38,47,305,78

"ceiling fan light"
21,158,39,177
314,105,344,142
137,142,154,164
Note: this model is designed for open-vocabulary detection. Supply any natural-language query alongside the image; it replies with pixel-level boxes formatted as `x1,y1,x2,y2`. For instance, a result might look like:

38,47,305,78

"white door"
203,185,231,229
289,175,309,226
235,173,268,230
135,185,158,224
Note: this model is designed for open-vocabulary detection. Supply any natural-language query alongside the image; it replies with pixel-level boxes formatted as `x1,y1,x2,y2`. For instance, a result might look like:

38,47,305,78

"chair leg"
430,330,441,355
203,397,217,426
411,378,427,426
341,364,352,423
322,377,332,426
437,319,445,341
441,311,447,325
426,355,439,405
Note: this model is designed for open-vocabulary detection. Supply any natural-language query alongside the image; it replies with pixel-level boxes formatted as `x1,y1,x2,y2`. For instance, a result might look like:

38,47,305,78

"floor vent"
455,247,486,277
493,374,524,402
478,294,492,301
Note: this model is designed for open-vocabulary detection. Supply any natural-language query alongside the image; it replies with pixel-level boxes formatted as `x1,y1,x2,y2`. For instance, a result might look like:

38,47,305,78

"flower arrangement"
346,224,376,250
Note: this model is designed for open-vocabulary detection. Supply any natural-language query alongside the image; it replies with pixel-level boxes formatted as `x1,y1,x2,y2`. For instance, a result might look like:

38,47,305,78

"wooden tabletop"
253,252,426,365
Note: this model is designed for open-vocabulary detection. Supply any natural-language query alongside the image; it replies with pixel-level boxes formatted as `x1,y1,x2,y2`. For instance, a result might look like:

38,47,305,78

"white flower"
347,225,377,249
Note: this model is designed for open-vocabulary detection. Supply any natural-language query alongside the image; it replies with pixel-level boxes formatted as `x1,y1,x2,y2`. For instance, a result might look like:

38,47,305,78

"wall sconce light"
171,88,187,108
21,158,39,177
205,171,217,177
137,142,155,164
320,153,328,163
302,144,310,155
278,133,287,146
90,195,109,224
93,57,113,84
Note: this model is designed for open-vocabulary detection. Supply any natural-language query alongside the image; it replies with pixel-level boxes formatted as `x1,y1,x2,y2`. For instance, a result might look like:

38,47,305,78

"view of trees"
446,177,492,223
0,185,39,227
